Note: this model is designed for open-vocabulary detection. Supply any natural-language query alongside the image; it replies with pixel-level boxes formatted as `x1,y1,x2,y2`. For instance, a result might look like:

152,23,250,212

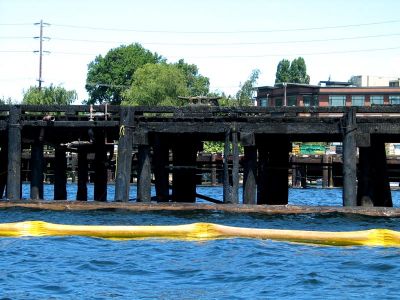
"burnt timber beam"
342,108,357,206
54,147,67,200
153,134,170,202
6,106,21,200
30,139,44,200
114,107,134,202
2,201,400,217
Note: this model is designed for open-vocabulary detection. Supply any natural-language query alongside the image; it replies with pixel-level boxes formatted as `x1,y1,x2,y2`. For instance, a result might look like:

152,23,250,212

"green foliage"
203,141,224,154
236,69,260,106
174,59,210,96
275,57,310,84
86,43,163,105
122,63,189,106
289,57,310,84
275,59,291,83
203,141,244,155
22,85,77,105
0,96,13,105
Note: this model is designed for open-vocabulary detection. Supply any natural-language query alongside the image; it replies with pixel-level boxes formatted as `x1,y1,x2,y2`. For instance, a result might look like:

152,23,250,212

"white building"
350,75,399,87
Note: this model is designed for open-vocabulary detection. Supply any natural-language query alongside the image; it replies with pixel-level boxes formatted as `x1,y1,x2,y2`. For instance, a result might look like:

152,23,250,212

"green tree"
275,59,291,83
174,59,210,96
289,57,310,84
122,63,189,106
0,96,12,105
236,69,260,106
275,57,310,84
86,43,163,105
22,85,77,105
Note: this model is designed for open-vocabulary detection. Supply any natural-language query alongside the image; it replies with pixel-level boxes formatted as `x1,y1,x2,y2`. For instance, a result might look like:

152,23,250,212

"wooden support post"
211,154,217,186
372,140,392,207
171,137,198,203
328,155,334,188
243,146,257,204
357,138,392,207
322,154,329,188
257,143,267,204
0,143,8,198
30,139,44,200
223,130,232,203
231,129,239,204
357,146,373,206
241,131,256,204
76,149,88,201
300,165,307,188
54,147,67,200
153,135,169,202
257,137,290,205
7,106,21,200
94,131,108,202
291,156,298,187
342,108,357,206
137,145,151,202
115,107,134,202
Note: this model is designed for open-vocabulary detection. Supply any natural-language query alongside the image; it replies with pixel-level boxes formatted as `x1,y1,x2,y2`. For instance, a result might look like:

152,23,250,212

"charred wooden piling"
1,104,400,207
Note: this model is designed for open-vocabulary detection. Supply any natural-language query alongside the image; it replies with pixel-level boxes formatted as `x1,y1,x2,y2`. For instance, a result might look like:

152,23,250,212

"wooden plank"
1,201,400,217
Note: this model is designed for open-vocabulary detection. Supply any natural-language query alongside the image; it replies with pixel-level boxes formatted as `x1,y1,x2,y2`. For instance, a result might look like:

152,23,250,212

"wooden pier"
1,104,400,207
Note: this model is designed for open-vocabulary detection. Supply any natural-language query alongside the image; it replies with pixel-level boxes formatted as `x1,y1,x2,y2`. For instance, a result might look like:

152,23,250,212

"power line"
46,32,400,47
0,23,33,26
183,46,400,59
51,19,400,34
2,44,400,58
0,36,34,40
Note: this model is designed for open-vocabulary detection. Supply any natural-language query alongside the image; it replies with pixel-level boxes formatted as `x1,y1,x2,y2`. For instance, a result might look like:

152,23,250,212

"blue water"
1,185,400,299
20,182,400,207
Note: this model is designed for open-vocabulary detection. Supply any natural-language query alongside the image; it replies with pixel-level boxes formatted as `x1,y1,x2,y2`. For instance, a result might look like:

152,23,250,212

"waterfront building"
256,82,400,107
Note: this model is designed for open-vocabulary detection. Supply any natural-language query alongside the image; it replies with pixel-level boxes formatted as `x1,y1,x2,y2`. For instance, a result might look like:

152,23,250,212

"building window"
329,95,346,106
303,95,319,107
287,96,297,106
259,98,268,107
370,95,384,105
352,95,365,106
275,98,283,107
390,95,400,104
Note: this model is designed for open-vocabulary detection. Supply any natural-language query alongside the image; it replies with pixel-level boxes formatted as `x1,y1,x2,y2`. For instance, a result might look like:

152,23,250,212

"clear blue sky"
1,0,400,102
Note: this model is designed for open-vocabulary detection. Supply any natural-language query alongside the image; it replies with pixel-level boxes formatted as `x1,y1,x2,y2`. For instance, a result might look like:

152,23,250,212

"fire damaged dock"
1,104,400,208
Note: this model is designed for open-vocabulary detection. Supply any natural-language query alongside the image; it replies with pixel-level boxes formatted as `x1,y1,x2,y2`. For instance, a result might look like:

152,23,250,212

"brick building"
256,82,400,107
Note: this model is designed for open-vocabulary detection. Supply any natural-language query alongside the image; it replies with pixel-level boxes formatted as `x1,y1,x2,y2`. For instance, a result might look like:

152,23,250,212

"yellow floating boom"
1,221,400,247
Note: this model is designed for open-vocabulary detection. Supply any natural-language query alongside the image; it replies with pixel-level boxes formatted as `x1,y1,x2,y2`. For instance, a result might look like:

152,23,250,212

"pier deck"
1,105,400,207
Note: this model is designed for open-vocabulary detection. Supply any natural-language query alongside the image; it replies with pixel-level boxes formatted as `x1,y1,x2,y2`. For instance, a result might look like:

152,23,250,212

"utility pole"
34,20,50,91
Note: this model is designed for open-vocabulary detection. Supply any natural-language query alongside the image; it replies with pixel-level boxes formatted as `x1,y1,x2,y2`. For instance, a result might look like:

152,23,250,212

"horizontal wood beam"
1,201,400,217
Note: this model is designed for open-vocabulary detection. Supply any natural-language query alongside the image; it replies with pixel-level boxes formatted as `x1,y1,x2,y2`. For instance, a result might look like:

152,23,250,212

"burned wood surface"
0,201,399,217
